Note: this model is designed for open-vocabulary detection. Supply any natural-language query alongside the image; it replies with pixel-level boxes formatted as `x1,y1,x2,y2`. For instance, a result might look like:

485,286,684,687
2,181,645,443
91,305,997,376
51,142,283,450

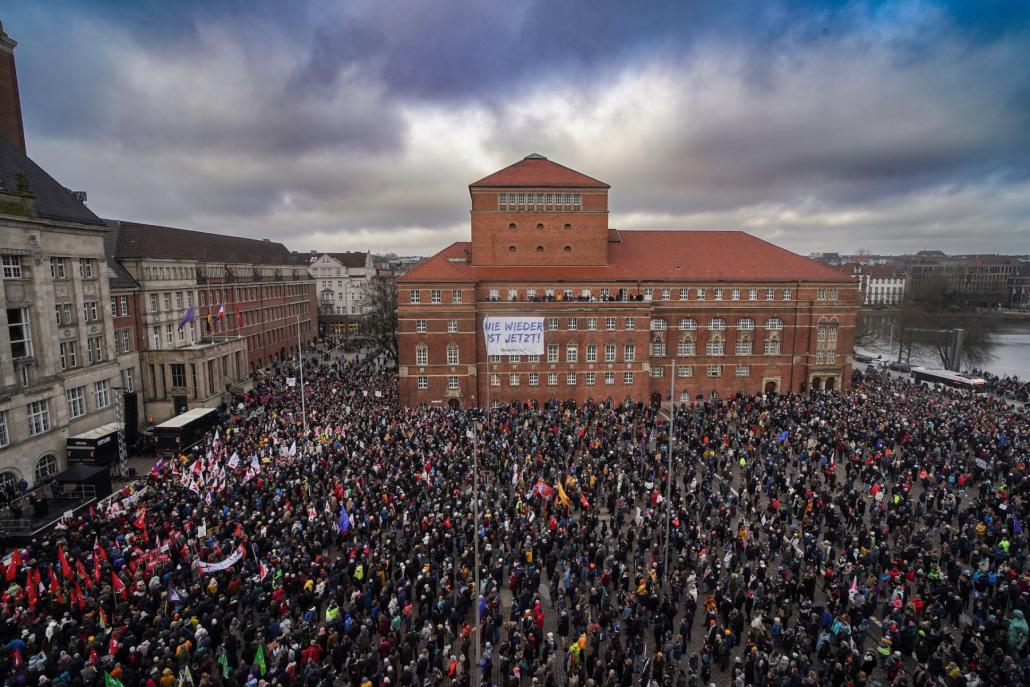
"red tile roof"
469,154,610,189
399,230,854,284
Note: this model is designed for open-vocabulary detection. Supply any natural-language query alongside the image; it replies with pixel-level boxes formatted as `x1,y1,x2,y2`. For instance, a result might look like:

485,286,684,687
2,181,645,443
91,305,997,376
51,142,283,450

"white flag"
288,441,297,457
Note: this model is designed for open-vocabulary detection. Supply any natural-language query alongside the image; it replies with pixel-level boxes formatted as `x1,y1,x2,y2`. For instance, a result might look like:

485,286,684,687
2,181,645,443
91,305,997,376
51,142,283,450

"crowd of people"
969,370,1030,403
0,340,1028,687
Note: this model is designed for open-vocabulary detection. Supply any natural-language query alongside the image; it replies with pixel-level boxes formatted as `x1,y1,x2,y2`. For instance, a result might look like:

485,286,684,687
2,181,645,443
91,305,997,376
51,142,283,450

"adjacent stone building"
397,155,860,409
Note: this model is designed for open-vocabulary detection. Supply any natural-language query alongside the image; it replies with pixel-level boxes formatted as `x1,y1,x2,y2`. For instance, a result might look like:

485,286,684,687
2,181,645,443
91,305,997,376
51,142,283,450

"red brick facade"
398,156,859,408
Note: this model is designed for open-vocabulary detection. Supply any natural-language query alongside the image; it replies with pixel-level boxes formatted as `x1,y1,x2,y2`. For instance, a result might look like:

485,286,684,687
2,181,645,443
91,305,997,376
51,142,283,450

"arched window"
650,317,667,331
0,471,17,496
508,223,517,231
566,342,578,363
446,343,459,365
709,317,726,331
536,245,544,252
415,343,428,366
536,223,544,230
677,337,696,356
737,317,755,331
678,317,697,331
563,245,572,253
34,455,57,485
766,317,784,330
508,245,517,252
564,223,572,230
706,335,724,356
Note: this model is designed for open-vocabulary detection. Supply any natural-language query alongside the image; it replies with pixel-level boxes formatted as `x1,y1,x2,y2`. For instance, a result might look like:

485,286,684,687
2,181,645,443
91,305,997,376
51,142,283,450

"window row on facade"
497,192,582,210
1,255,99,281
412,364,761,391
408,285,837,304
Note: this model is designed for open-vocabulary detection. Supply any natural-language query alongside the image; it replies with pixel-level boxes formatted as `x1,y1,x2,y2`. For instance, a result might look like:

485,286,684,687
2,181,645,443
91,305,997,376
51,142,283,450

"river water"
860,315,1030,379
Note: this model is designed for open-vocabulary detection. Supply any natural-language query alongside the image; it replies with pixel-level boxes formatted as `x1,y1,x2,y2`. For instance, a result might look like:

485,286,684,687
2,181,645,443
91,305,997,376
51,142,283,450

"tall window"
625,317,635,331
171,364,187,388
623,371,634,385
548,318,559,331
586,317,597,331
2,255,22,279
605,371,615,385
566,372,577,386
586,343,597,362
27,399,51,436
95,380,110,409
547,342,559,363
446,343,459,365
431,289,441,304
448,375,460,390
677,337,696,356
417,376,428,390
731,289,740,301
605,342,616,362
415,344,428,366
50,257,67,279
509,373,520,386
624,343,636,362
490,373,500,387
452,289,463,303
79,258,96,279
816,322,839,364
528,372,539,386
547,373,558,387
447,320,458,333
34,455,57,483
152,326,162,350
59,341,77,370
83,301,98,322
679,288,689,300
651,339,666,356
567,318,577,331
415,319,427,333
706,336,724,356
749,288,758,301
606,317,616,331
409,290,421,304
66,386,86,419
0,410,8,448
764,335,782,355
7,308,32,358
735,337,753,355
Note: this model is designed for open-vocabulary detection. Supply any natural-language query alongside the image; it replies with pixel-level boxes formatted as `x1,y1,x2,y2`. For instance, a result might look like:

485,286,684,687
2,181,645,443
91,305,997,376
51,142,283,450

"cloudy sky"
6,0,1030,256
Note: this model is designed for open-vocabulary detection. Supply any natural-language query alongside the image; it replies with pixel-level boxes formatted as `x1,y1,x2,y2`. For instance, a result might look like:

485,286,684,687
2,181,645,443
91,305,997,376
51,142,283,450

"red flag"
93,551,102,582
133,509,147,530
111,571,127,600
58,544,72,579
11,648,23,671
4,555,16,582
74,581,86,610
108,634,118,657
25,570,37,607
94,538,108,562
88,646,98,666
580,493,589,508
12,549,22,567
48,568,61,592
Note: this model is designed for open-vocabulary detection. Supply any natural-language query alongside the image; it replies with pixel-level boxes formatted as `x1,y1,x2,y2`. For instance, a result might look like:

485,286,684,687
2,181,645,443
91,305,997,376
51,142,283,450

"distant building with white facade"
842,263,906,305
308,252,374,336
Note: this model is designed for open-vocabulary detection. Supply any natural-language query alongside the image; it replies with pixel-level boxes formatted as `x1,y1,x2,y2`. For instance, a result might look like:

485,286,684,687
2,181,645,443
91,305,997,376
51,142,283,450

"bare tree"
365,275,398,363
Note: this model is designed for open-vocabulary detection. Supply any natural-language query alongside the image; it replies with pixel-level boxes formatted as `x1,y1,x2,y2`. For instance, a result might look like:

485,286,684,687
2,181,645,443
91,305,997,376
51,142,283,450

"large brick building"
397,155,860,408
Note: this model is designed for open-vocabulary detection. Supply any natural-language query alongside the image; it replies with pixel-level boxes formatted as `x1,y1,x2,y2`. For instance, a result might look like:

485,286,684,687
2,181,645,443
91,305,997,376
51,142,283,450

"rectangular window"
509,373,520,387
50,257,67,279
55,303,71,325
545,193,553,205
625,317,635,331
566,372,577,386
585,343,597,362
431,289,441,304
677,338,696,356
446,346,459,365
714,288,723,301
416,346,428,365
658,288,669,300
764,338,781,355
517,193,526,206
67,386,86,419
643,287,654,299
547,373,558,387
735,365,751,377
731,288,740,301
749,288,758,301
783,288,793,300
79,258,95,279
548,317,558,331
706,338,724,356
651,339,666,356
707,365,722,377
149,293,159,312
59,341,77,369
87,335,103,363
623,371,634,385
27,399,51,435
528,354,540,363
409,290,421,304
110,296,117,318
828,289,837,300
817,288,826,301
567,318,577,331
679,288,689,300
7,307,32,358
448,376,459,390
489,354,501,363
766,288,775,301
528,372,539,386
170,363,187,388
1,255,22,279
447,320,458,333
82,301,98,322
415,319,427,333
452,289,462,303
508,354,521,363
624,343,636,362
417,376,428,390
605,317,616,331
490,373,500,387
163,292,172,310
585,372,596,386
586,317,597,331
735,339,753,355
498,193,507,208
547,344,559,363
651,366,664,378
566,345,578,363
605,343,616,362
573,193,581,207
0,410,8,447
165,324,173,344
489,288,500,301
604,371,615,385
600,288,610,299
176,292,184,309
563,289,573,300
696,288,706,300
152,326,161,350
677,365,693,378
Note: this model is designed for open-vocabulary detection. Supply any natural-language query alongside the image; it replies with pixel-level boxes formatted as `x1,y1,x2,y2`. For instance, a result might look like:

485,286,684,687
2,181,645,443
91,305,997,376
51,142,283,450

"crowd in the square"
1,342,1027,687
969,370,1030,403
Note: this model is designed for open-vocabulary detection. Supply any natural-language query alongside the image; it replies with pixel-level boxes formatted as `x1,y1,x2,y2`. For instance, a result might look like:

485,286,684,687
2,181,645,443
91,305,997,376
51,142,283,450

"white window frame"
417,376,428,390
67,386,86,419
415,344,428,366
27,399,51,436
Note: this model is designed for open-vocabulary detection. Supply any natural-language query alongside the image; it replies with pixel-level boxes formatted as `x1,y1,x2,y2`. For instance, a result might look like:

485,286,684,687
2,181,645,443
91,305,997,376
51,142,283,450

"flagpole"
472,418,481,687
664,360,674,585
297,310,307,433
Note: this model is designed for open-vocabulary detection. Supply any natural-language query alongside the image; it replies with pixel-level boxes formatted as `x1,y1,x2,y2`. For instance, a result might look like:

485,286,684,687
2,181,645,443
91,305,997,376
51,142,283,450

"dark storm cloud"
3,0,1029,256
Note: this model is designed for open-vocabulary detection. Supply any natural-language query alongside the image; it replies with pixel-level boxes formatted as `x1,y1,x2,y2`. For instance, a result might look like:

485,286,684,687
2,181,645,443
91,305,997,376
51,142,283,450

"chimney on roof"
0,20,26,154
